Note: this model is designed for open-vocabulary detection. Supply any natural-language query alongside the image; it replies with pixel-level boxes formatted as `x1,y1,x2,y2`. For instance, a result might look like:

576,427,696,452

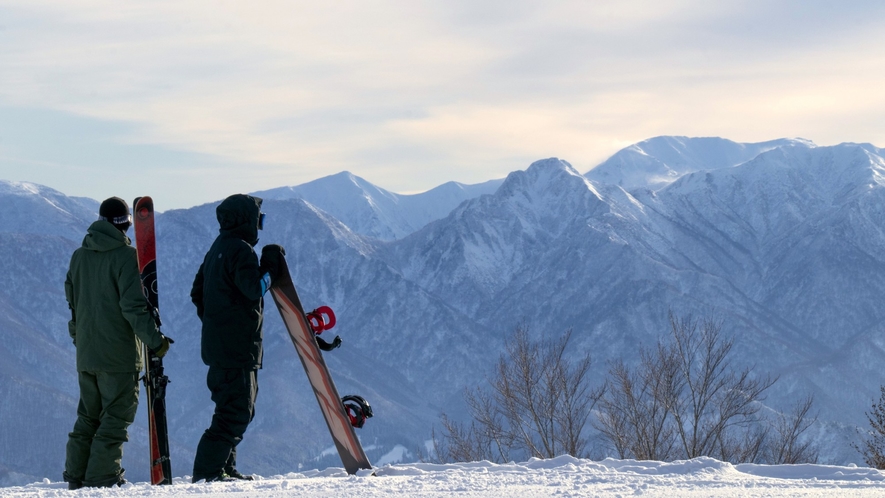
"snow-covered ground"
4,456,885,497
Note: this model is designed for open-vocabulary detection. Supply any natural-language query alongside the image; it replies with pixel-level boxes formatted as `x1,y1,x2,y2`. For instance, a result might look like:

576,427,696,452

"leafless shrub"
666,313,777,459
768,394,818,464
595,311,797,463
854,386,885,469
434,325,603,463
594,344,678,460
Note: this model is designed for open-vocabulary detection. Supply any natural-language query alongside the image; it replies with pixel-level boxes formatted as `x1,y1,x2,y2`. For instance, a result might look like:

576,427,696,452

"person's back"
67,218,155,372
197,227,265,369
63,197,170,490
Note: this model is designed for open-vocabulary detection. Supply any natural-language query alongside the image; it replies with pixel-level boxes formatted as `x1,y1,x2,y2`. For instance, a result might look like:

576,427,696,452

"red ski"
269,257,373,474
133,196,173,485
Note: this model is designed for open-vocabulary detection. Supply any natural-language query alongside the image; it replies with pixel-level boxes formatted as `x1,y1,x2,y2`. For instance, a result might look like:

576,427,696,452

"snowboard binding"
307,306,336,334
307,306,342,351
342,395,373,428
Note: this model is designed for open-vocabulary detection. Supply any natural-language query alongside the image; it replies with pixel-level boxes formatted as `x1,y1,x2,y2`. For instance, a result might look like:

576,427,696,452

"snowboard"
268,257,373,474
133,196,173,485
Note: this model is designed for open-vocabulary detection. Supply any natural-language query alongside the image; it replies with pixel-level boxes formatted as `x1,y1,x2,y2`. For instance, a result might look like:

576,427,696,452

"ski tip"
134,196,154,207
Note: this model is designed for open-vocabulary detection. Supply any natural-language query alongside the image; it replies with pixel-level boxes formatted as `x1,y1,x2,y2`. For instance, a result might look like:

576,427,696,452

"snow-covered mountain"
252,171,503,240
585,136,814,190
3,136,885,486
0,181,98,240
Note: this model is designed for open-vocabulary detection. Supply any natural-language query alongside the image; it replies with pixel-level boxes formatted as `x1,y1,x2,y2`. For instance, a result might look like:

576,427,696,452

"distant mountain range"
2,136,884,486
253,172,503,240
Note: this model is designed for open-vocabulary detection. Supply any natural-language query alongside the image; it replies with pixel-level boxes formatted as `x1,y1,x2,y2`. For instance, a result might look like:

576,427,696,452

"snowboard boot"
193,472,237,483
225,468,254,481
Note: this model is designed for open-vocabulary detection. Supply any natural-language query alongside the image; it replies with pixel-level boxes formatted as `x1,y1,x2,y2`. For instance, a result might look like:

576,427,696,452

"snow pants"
64,370,140,486
192,367,258,481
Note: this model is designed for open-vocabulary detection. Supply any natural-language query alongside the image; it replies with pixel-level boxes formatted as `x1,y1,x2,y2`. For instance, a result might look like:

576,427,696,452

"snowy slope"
4,456,885,497
381,158,613,316
631,142,885,423
0,191,94,488
585,136,814,190
0,181,98,240
253,171,503,240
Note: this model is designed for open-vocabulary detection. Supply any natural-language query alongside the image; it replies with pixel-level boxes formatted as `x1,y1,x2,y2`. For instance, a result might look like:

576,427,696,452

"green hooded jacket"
191,194,265,369
65,220,163,372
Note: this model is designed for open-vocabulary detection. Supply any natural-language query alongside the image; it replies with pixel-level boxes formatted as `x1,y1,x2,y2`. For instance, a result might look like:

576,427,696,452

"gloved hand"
154,335,174,358
260,244,286,283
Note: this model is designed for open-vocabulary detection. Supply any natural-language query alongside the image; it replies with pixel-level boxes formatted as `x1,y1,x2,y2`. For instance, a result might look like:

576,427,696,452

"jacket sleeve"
232,242,265,302
191,262,205,320
119,250,164,351
64,267,76,345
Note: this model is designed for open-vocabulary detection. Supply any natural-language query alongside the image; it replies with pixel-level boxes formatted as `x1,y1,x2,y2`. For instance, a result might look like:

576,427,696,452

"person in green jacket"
63,197,171,490
190,194,284,483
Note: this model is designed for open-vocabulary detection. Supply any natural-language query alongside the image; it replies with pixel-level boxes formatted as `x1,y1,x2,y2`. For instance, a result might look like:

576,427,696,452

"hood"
82,220,130,252
217,194,263,245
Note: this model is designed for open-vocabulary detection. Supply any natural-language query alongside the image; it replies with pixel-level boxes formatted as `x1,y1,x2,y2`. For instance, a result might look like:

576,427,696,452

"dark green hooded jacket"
191,194,265,369
65,220,164,372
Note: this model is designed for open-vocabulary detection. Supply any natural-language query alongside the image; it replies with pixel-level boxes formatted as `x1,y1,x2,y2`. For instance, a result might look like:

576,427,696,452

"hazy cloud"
1,0,884,207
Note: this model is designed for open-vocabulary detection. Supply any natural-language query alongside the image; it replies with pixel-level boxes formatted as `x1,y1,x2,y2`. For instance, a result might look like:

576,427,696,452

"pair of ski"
132,196,372,485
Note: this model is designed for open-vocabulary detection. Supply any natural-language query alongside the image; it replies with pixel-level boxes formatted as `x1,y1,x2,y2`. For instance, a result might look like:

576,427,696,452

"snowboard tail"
133,196,173,485
269,258,372,474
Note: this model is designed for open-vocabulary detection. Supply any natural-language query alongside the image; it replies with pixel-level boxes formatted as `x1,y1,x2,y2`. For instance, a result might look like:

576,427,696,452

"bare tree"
768,395,819,464
717,424,768,464
435,325,603,463
666,312,777,460
594,344,679,461
854,386,885,469
596,311,783,463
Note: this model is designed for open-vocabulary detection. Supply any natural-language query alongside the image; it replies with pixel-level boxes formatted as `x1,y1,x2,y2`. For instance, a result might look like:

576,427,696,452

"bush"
595,311,817,464
854,386,885,469
434,325,603,463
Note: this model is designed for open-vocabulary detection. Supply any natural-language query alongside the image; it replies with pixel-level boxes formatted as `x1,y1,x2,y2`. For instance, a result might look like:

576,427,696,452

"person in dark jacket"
63,197,171,490
190,193,285,483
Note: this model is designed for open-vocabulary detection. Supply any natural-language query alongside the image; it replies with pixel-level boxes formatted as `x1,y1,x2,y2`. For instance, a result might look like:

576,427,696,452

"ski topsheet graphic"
269,257,372,474
133,196,173,485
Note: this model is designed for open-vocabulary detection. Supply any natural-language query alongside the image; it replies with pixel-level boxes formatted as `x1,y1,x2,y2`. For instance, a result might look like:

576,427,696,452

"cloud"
1,0,885,207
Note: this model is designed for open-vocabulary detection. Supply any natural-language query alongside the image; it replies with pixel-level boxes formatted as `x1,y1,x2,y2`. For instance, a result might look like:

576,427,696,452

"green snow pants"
64,370,140,486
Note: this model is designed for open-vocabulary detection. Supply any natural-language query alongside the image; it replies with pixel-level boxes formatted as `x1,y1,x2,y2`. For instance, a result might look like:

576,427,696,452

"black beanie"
99,197,131,228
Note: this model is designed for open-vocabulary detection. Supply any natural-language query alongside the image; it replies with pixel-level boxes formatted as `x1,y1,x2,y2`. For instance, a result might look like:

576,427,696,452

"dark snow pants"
192,367,258,480
64,371,140,485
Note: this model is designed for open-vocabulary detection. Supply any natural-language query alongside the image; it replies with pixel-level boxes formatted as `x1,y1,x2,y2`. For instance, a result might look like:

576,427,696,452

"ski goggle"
258,212,266,230
99,214,132,225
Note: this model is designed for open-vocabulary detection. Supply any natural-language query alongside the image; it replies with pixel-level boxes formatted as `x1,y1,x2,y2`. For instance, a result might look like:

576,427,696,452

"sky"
1,0,885,209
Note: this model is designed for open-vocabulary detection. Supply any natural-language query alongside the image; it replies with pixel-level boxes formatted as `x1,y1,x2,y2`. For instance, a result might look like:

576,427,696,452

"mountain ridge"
585,136,816,190
1,136,883,485
252,171,503,241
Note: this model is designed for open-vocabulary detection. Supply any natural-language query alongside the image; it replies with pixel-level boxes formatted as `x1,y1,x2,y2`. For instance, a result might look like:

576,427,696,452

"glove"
154,335,174,358
260,244,286,283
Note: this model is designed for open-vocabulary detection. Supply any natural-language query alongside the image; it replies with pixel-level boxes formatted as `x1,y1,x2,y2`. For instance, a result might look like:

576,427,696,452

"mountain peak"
252,172,500,240
586,136,816,190
0,180,97,239
1,180,57,197
499,157,585,194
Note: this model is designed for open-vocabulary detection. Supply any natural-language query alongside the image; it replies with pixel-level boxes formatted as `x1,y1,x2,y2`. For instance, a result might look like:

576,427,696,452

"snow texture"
3,456,885,497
